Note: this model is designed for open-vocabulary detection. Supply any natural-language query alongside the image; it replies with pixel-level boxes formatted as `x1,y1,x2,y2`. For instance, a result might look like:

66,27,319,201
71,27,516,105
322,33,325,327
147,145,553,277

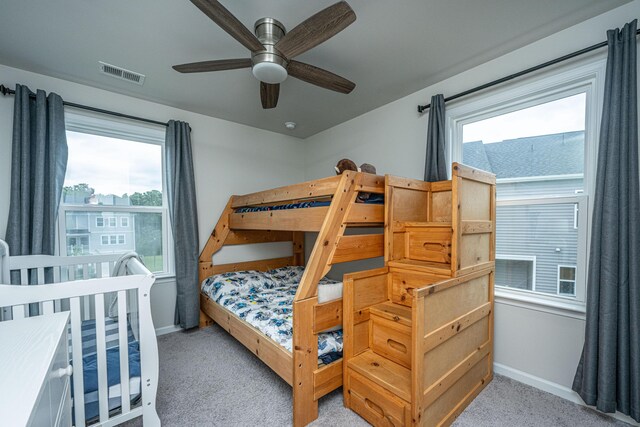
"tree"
129,190,162,206
63,183,95,204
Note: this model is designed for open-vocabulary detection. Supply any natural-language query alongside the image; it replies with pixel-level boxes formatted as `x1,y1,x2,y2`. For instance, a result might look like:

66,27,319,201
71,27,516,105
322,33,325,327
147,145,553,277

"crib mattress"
201,266,343,364
70,317,141,422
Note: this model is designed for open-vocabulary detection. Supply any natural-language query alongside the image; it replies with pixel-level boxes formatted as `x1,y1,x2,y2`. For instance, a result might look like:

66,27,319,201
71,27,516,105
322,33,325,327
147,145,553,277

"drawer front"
54,378,72,427
48,328,71,420
371,317,411,369
406,229,452,264
348,370,409,427
29,381,52,427
29,325,70,427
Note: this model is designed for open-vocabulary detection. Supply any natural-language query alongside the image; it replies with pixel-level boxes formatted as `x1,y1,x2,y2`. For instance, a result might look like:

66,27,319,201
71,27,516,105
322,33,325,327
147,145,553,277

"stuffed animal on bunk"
357,163,377,202
334,159,378,202
334,158,358,174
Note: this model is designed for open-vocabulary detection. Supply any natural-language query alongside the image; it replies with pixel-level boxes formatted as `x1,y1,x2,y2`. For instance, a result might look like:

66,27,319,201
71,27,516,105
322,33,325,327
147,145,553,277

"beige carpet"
122,325,630,426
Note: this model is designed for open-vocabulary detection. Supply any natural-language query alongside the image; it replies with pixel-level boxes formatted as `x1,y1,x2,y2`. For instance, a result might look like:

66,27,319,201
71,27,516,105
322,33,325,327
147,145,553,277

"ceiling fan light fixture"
252,62,288,84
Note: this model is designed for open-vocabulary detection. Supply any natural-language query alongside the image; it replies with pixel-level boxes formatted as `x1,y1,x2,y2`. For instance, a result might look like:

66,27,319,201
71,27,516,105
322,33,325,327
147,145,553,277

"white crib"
0,239,160,426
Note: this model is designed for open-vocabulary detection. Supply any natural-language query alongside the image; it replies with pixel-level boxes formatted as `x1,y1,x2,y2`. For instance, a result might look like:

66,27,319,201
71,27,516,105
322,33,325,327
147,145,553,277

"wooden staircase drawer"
348,370,410,427
371,316,411,369
406,228,452,264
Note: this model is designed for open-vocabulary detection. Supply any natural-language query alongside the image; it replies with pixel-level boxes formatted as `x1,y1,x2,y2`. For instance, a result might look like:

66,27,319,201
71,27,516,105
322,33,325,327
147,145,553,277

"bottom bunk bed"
200,262,345,392
0,239,160,427
201,266,344,366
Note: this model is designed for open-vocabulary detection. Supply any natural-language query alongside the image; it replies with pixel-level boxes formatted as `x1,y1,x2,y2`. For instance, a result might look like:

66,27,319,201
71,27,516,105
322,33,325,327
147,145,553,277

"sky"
462,93,586,144
64,131,162,196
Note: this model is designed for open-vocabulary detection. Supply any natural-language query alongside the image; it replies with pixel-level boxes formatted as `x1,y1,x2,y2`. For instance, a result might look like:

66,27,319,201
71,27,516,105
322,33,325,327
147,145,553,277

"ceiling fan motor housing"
252,18,288,83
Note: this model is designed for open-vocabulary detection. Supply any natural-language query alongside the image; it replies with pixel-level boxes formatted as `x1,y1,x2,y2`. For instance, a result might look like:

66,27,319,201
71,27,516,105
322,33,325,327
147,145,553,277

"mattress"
234,193,384,213
201,266,343,364
70,317,141,422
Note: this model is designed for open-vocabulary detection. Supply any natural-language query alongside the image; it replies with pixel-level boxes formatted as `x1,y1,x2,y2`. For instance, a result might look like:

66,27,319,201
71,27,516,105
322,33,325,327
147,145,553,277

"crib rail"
0,265,160,426
7,253,145,322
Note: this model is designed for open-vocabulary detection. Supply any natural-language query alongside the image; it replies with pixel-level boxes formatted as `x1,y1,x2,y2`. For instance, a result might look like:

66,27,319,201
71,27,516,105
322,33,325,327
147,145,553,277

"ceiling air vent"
99,61,145,85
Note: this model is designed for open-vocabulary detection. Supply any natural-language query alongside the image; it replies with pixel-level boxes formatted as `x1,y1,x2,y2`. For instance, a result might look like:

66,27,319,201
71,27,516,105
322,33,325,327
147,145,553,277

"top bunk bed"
199,170,385,299
228,171,384,231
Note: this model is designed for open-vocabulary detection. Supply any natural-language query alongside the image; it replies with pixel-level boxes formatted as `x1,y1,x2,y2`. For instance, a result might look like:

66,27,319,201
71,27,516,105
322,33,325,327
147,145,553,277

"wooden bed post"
292,297,318,426
198,198,234,327
293,232,305,266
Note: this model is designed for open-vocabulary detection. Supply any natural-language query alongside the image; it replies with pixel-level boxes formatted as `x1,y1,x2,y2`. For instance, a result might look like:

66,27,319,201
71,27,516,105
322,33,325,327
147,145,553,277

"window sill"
151,274,176,286
495,288,586,320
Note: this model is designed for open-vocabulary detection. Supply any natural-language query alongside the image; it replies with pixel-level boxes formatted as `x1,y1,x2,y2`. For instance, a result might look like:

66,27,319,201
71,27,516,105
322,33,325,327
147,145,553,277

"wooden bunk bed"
198,171,386,426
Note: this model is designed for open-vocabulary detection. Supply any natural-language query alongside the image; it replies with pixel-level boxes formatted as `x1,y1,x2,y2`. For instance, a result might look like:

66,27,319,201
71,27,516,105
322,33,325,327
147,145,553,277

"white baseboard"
494,363,639,426
155,325,181,336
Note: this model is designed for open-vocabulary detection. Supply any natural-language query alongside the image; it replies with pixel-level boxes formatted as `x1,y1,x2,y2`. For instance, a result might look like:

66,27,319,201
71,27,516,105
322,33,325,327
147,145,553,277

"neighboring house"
64,193,136,255
463,131,583,297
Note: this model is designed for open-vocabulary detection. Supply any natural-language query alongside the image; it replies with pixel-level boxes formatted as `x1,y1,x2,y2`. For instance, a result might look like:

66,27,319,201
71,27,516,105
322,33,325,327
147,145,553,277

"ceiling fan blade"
288,60,355,94
190,0,264,52
260,82,280,109
275,1,356,59
173,58,252,73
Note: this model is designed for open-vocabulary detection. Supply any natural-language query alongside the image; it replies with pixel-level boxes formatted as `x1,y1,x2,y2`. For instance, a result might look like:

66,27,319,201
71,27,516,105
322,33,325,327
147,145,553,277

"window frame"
58,111,174,277
447,57,606,317
120,217,129,228
96,217,104,227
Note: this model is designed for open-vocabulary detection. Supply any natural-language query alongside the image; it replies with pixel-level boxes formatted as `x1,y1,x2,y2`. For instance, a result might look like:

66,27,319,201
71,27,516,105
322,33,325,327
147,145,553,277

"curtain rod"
0,84,167,127
417,27,640,113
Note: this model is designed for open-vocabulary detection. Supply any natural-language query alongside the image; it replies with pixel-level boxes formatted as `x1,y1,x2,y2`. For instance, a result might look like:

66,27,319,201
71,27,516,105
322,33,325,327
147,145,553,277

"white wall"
303,0,640,413
0,63,305,332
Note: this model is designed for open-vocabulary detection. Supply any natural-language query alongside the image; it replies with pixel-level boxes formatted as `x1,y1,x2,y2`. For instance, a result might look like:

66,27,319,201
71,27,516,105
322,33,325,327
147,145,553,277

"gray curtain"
424,94,448,182
5,84,67,262
573,20,639,422
165,120,200,329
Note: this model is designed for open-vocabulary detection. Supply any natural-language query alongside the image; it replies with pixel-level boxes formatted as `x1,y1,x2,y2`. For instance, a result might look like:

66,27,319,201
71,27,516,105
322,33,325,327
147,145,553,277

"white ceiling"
0,0,630,138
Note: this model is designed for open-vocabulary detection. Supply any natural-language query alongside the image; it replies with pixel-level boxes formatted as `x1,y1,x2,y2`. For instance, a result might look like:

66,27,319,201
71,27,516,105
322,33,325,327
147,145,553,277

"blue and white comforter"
201,266,342,364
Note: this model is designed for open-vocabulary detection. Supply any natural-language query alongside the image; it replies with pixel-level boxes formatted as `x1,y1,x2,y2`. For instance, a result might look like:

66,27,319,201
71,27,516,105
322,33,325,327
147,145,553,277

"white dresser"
0,312,72,427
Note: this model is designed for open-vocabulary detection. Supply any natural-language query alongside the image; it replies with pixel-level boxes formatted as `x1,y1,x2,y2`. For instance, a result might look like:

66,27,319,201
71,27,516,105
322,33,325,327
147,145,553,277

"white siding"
498,178,583,199
496,203,578,295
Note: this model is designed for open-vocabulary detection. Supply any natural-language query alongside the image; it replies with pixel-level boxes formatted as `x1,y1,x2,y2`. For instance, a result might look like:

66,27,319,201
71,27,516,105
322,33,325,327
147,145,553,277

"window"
60,112,173,275
558,265,577,296
496,255,536,291
449,59,604,311
101,234,126,246
66,236,89,255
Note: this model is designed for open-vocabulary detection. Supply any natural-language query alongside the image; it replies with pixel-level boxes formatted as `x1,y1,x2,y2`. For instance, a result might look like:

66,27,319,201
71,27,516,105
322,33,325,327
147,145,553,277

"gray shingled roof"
463,131,584,179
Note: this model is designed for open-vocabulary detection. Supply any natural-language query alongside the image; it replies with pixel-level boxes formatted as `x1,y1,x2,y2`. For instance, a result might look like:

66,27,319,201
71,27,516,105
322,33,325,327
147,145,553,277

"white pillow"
318,281,343,304
317,282,344,332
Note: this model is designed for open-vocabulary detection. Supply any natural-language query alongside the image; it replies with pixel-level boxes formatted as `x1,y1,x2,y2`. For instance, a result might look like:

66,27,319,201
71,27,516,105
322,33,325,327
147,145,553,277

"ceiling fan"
173,0,357,109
